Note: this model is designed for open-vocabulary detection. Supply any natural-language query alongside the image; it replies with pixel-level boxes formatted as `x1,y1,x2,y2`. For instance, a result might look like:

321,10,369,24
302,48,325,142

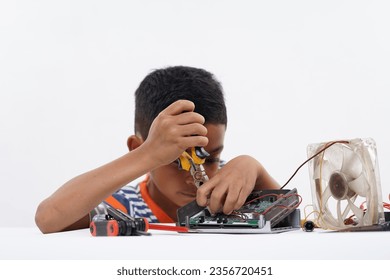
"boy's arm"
35,100,208,233
196,155,280,215
35,147,158,233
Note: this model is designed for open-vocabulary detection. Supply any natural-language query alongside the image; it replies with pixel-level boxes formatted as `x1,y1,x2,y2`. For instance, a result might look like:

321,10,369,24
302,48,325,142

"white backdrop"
1,0,389,227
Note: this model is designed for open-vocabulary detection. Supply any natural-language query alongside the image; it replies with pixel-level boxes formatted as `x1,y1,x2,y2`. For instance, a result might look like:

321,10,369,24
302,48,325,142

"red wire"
148,224,189,233
244,193,279,205
261,194,302,215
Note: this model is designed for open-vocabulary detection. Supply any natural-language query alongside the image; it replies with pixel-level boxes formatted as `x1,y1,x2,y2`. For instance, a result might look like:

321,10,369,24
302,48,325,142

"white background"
1,0,389,227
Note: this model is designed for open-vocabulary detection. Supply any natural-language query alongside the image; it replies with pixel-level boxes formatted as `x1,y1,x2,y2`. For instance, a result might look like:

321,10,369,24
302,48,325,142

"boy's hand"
142,100,209,168
196,155,279,214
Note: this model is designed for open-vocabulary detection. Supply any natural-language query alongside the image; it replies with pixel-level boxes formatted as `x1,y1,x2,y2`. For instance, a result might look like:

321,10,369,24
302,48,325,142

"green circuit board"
177,188,300,232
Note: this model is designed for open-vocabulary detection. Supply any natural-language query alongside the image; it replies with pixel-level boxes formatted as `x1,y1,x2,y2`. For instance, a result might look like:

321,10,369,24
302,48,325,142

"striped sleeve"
90,183,159,223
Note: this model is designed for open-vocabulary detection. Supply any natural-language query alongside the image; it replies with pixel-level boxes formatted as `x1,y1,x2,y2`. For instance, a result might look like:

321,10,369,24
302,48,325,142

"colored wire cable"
148,223,189,233
280,140,349,189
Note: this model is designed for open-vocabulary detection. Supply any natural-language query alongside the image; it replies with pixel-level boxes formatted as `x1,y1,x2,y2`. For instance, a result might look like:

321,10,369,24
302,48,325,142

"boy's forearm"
35,146,157,233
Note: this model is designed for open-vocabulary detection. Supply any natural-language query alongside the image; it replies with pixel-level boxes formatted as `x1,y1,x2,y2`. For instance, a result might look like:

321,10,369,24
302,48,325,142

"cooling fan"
307,138,384,230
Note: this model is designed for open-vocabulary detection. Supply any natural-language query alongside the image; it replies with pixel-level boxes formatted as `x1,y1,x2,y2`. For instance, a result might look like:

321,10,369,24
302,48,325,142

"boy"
35,66,279,233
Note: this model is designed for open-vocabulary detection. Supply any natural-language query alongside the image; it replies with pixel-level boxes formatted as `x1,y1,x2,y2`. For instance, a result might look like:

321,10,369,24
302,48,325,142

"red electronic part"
148,223,188,233
90,218,122,236
90,221,97,236
106,220,120,236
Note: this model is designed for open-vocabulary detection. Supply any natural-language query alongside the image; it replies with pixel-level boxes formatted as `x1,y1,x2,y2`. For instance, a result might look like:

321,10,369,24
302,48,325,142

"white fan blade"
320,186,344,229
348,173,370,197
320,185,332,207
347,197,364,225
314,159,338,182
340,195,353,221
337,200,344,227
340,146,362,180
322,206,343,229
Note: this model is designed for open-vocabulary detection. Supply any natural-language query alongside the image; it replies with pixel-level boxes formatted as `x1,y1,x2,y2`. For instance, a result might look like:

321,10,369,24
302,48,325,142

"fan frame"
307,138,384,230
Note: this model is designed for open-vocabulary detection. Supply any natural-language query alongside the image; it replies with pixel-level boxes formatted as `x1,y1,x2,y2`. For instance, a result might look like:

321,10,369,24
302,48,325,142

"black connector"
303,220,315,232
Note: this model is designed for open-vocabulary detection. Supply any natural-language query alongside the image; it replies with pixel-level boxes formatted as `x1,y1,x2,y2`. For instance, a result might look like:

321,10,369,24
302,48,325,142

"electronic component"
177,188,301,233
303,220,315,232
307,138,385,230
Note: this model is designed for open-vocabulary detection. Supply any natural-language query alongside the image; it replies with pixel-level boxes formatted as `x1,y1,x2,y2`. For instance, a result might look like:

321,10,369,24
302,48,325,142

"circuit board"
177,188,301,233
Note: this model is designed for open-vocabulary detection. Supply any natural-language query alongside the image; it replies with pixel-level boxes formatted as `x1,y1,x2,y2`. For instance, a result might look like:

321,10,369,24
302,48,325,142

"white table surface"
1,226,389,260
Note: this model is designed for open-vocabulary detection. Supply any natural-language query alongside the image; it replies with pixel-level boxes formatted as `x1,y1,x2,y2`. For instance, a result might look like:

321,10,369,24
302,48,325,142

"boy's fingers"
197,176,253,214
233,193,248,213
176,112,205,125
178,123,208,137
162,100,195,116
222,187,241,214
181,135,209,149
208,191,225,214
199,181,228,214
196,181,215,206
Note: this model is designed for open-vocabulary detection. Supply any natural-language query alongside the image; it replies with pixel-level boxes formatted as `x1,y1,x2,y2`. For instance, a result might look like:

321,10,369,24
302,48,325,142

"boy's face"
147,123,226,216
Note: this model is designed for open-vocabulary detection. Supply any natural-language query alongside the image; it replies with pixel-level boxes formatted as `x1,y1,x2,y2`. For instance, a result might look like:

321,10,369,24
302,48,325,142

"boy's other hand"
142,100,209,167
196,155,279,215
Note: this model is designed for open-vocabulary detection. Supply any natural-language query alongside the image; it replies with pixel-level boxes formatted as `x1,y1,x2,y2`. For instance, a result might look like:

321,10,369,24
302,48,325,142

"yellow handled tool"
177,147,210,188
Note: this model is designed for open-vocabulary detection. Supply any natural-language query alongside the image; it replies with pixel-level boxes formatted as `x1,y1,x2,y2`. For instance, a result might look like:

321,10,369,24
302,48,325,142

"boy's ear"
127,135,144,151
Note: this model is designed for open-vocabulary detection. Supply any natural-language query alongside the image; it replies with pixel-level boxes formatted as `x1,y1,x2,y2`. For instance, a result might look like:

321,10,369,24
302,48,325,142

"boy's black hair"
134,66,227,139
